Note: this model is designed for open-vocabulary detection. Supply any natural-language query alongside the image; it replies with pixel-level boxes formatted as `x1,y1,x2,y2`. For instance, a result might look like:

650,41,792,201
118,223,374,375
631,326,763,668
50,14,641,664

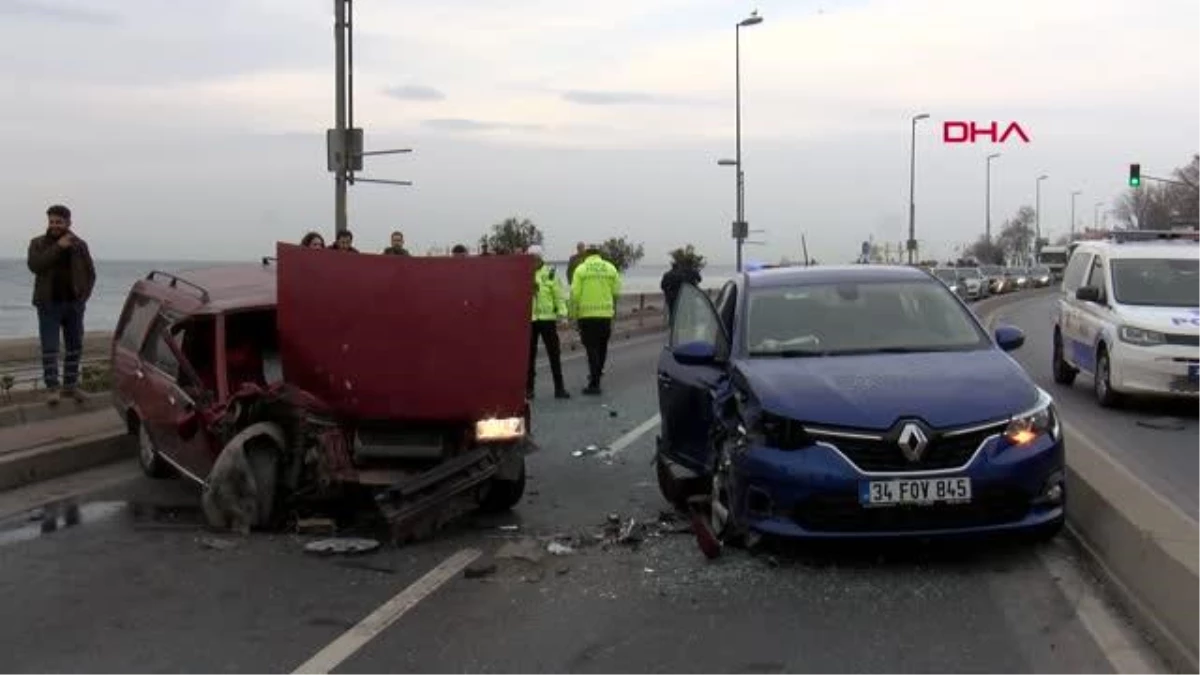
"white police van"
1051,230,1199,407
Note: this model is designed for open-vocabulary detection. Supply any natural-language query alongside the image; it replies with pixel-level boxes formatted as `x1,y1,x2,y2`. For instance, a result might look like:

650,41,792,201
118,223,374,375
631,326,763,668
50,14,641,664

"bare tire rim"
138,425,155,467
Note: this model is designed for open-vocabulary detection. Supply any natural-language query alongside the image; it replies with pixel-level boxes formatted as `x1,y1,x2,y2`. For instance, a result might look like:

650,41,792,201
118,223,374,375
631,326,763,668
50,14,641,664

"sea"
0,258,735,339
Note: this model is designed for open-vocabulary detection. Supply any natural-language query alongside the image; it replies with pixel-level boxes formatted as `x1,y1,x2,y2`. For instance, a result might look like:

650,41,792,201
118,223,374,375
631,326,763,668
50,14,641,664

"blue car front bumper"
729,433,1065,540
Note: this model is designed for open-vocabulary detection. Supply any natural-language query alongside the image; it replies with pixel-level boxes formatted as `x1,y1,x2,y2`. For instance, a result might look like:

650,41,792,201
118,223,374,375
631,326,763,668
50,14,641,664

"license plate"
859,477,972,506
1189,365,1198,383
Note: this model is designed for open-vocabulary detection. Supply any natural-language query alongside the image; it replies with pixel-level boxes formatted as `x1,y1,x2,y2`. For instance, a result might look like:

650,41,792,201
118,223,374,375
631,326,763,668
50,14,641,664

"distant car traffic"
1029,266,1053,287
654,265,1065,547
932,267,964,299
1052,233,1200,406
980,265,1011,294
955,267,988,300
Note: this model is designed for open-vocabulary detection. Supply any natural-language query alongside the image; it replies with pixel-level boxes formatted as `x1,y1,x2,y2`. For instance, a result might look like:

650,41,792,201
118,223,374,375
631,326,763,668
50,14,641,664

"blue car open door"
656,284,730,473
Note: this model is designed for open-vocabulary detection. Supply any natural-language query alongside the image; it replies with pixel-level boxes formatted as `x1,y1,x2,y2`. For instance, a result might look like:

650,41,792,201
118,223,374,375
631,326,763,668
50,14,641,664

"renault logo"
897,423,929,463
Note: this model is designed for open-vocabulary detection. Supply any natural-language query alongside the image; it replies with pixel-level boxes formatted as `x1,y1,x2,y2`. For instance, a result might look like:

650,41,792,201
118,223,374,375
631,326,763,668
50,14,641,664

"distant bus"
1037,246,1069,279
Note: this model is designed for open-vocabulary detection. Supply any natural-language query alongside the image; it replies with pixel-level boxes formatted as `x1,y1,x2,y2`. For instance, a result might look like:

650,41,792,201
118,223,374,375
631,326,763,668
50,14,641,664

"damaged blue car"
654,266,1065,553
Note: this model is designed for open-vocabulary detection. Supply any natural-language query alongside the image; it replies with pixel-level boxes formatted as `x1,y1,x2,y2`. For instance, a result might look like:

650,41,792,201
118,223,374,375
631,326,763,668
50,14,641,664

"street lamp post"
1035,173,1048,262
1094,201,1103,230
907,113,930,265
1070,190,1082,239
986,153,1001,241
732,11,762,273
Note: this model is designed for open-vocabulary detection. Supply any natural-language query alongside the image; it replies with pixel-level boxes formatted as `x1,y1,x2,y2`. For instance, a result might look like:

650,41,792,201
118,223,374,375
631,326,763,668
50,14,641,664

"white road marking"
291,548,482,674
606,414,662,456
1038,543,1163,674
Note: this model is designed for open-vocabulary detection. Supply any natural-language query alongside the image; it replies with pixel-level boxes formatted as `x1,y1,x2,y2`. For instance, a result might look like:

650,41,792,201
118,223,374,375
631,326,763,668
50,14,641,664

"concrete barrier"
978,289,1199,673
0,429,134,493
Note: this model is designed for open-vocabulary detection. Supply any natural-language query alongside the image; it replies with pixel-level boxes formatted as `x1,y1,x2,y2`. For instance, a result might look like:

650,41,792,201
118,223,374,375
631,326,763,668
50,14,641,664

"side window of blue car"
670,284,724,351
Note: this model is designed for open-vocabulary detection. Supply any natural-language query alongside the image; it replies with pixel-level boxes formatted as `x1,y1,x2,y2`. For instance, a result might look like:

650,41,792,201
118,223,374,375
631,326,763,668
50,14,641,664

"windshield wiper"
749,349,828,358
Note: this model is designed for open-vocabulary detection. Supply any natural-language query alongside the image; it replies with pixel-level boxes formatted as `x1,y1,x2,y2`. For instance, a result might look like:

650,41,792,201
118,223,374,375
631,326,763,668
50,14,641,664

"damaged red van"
109,242,535,539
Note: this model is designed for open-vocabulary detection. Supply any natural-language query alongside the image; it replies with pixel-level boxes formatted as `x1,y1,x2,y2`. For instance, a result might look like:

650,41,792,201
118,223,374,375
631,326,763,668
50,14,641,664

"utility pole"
907,113,930,264
985,153,1001,241
333,0,348,234
1070,190,1082,238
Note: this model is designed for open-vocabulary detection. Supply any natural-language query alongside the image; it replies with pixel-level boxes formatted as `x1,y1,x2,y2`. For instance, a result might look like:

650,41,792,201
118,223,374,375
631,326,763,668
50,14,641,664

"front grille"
812,424,1003,473
1165,333,1200,347
793,486,1029,533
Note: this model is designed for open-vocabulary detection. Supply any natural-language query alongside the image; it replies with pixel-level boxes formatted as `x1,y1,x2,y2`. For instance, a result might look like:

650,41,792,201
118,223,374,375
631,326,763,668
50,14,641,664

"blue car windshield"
745,280,989,357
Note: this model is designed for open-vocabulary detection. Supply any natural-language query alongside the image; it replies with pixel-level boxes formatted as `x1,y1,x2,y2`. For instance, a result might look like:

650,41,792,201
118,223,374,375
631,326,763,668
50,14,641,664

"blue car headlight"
1004,389,1061,446
742,410,811,450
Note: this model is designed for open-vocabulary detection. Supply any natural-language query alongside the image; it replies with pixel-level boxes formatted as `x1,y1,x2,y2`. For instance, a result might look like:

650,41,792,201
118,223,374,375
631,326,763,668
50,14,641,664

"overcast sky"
2,0,1196,265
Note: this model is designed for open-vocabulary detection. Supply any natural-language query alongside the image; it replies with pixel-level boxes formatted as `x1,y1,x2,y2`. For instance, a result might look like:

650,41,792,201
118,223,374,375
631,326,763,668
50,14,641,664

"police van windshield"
1110,258,1199,307
745,280,988,357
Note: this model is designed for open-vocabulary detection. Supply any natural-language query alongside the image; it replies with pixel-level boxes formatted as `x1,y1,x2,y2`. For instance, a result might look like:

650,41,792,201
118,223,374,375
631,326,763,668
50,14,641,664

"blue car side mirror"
994,324,1025,352
672,341,718,366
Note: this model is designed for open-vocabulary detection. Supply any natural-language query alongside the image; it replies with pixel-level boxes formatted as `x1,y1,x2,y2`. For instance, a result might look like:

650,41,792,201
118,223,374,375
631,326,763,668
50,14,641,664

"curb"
0,428,135,493
0,394,107,429
978,289,1199,673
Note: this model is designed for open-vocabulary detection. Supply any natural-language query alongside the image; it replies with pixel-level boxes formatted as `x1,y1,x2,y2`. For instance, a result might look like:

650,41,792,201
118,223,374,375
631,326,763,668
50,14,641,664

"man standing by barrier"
27,204,96,405
526,245,570,400
570,245,622,396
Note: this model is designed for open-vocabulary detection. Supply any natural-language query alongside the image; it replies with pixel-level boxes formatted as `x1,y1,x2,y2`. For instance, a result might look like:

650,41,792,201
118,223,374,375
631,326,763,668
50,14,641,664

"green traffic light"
1129,177,1140,187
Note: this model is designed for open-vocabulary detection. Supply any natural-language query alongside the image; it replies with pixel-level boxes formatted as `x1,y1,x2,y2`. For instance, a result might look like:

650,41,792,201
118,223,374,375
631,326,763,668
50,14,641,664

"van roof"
133,262,277,315
1074,240,1200,261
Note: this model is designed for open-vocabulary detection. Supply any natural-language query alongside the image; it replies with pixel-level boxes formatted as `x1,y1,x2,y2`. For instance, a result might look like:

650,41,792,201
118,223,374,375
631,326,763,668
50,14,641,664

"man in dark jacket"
660,261,701,321
27,204,96,404
566,241,587,285
382,231,411,256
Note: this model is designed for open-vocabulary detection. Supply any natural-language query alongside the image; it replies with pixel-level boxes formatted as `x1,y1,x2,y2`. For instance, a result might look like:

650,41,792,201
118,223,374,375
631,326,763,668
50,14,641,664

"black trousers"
577,317,613,386
528,320,565,392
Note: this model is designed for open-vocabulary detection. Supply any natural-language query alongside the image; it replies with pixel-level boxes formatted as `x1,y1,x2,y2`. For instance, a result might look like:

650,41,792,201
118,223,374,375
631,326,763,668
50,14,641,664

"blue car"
654,265,1064,548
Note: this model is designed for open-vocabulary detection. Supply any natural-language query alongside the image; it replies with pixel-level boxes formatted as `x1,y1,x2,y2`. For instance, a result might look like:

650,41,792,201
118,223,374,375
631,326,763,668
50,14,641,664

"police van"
1051,230,1199,406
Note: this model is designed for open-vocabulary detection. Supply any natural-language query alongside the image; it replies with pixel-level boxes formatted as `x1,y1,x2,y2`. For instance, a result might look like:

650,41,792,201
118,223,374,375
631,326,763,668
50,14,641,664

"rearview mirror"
1075,286,1101,303
672,341,718,366
994,324,1026,352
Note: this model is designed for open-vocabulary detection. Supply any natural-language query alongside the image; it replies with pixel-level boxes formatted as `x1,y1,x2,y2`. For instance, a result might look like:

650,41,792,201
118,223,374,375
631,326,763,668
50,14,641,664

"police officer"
526,245,570,400
569,245,622,395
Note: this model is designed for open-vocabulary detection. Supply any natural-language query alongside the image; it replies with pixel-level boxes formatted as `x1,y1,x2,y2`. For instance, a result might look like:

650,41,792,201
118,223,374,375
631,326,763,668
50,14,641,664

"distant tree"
483,217,544,254
597,236,645,272
1113,154,1199,229
996,205,1036,264
966,234,1005,265
668,244,706,271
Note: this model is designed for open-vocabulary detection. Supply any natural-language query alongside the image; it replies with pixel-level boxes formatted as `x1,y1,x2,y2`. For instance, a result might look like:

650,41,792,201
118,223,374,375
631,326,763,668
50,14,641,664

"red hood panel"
276,243,534,422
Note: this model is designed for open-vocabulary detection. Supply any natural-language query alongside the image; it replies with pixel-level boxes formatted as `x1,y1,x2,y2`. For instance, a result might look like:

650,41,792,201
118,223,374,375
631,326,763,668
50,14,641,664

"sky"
1,0,1197,265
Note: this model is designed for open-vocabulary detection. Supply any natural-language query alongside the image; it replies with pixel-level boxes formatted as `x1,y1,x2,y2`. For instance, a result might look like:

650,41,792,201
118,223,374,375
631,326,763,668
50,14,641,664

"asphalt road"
988,292,1200,518
0,327,1161,673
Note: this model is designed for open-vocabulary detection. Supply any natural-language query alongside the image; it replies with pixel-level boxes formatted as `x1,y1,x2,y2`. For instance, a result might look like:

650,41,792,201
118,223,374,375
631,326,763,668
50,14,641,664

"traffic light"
1129,163,1141,187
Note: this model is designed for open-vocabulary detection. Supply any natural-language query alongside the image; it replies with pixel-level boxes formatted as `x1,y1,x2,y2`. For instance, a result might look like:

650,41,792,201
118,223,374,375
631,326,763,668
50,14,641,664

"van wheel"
479,457,526,513
1093,347,1122,408
1051,330,1077,386
245,438,281,529
137,423,171,479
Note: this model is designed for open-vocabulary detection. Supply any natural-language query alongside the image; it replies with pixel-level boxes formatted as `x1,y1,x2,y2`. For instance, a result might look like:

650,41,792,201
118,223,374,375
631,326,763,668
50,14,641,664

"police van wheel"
1051,331,1077,386
1093,348,1122,408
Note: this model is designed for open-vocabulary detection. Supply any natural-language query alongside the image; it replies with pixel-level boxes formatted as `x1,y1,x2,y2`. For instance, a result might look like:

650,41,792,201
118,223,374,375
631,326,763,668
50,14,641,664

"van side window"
1062,251,1092,293
1084,256,1108,300
115,294,159,352
140,319,181,380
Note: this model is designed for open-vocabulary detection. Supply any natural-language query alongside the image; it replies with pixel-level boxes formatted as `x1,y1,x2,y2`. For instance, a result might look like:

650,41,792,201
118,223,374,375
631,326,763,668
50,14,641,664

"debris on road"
498,524,521,532
295,517,337,536
573,444,603,458
464,559,498,579
547,542,574,556
496,537,544,564
617,518,643,545
198,536,239,551
303,537,381,556
657,510,694,535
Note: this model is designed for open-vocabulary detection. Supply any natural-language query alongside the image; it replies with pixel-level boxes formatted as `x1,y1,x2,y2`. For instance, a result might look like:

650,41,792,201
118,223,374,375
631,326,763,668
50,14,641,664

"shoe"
554,389,571,400
582,385,601,396
63,388,86,403
45,389,61,406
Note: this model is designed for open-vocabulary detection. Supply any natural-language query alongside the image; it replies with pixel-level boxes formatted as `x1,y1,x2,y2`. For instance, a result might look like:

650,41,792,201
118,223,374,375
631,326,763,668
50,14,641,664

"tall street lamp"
1070,190,1083,239
1094,201,1103,230
985,153,1001,241
907,112,930,265
1035,173,1049,260
732,10,763,273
